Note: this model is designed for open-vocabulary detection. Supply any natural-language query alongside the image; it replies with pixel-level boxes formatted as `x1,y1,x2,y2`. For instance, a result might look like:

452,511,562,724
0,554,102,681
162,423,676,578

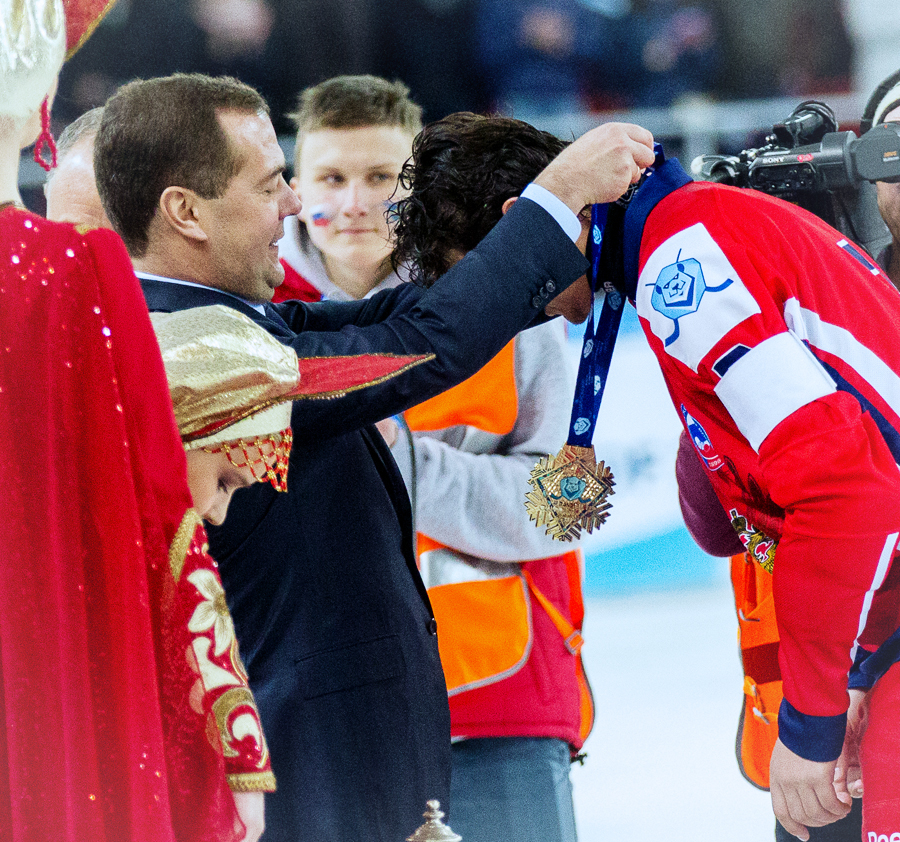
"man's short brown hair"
95,73,269,257
288,75,422,172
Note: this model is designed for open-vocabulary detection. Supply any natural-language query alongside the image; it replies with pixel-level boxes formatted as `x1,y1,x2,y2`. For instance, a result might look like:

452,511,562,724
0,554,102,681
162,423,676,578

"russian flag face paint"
309,204,334,227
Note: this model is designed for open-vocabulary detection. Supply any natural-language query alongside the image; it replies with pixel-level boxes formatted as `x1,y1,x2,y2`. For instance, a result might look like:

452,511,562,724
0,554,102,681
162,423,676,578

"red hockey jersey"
621,161,900,762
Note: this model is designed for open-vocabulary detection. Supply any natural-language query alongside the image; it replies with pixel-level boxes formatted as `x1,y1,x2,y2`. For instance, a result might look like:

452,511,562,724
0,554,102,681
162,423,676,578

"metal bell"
406,800,462,842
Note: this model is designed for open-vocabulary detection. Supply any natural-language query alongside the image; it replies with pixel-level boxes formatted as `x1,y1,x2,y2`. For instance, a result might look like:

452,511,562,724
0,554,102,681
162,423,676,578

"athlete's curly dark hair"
392,112,568,286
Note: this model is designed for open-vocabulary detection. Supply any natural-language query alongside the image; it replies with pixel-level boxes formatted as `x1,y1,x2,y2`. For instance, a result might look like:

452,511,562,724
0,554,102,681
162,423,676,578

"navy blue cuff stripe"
712,344,750,378
777,699,846,762
848,646,875,690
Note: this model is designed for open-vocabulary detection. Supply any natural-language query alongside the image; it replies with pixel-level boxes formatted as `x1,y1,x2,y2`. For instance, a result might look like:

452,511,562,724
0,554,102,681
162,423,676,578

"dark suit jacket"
142,199,588,842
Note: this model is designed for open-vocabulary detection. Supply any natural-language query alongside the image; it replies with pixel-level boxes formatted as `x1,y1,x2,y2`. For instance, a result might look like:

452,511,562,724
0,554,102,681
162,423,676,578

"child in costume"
151,303,429,525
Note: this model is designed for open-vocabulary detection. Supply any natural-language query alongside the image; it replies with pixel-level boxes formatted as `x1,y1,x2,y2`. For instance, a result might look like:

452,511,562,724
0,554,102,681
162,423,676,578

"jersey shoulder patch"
636,222,761,371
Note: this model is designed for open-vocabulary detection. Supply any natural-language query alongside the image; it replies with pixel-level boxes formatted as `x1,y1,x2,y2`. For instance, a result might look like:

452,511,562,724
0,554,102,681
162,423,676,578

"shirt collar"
134,271,266,314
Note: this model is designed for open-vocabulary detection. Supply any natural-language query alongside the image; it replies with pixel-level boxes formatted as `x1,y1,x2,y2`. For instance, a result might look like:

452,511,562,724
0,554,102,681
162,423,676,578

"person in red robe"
0,2,271,839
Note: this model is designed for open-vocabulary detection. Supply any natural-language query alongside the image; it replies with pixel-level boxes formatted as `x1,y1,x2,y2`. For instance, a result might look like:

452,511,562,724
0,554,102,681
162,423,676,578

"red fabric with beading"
0,208,241,842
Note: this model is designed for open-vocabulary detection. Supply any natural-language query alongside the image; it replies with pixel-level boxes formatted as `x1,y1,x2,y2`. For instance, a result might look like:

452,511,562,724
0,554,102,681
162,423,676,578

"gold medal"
525,444,615,542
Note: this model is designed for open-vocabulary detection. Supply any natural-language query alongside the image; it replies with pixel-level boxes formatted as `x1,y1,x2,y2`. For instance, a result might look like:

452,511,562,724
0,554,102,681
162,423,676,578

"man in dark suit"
94,73,654,841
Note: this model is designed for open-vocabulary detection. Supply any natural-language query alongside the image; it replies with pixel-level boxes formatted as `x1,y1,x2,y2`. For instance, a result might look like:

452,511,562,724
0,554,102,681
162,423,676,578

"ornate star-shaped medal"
525,444,615,542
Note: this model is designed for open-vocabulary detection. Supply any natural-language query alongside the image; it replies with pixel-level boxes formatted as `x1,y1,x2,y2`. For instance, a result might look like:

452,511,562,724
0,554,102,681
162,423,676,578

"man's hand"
233,791,265,842
834,688,868,802
770,739,851,840
533,122,656,213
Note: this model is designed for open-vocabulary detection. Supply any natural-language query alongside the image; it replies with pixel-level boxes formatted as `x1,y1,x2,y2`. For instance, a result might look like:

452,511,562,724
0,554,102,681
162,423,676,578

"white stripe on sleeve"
714,331,836,451
851,532,899,662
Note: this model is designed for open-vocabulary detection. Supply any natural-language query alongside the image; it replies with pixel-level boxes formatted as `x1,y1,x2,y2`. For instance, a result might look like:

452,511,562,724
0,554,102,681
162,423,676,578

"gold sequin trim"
227,771,277,793
169,508,203,583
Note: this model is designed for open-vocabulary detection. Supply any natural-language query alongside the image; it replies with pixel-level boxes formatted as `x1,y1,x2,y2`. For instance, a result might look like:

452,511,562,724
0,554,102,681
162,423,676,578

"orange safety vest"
405,338,594,748
731,551,782,790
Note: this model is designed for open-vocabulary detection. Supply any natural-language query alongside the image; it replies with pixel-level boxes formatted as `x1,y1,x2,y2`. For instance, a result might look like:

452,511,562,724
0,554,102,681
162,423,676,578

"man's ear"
159,186,208,243
501,196,518,215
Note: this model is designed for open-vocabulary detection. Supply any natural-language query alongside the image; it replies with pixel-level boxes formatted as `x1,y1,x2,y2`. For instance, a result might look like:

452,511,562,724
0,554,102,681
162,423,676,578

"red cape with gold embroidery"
0,209,255,841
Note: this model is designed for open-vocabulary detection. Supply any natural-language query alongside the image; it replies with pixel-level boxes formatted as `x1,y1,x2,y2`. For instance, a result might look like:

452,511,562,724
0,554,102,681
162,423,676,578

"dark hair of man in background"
94,73,268,257
392,112,567,286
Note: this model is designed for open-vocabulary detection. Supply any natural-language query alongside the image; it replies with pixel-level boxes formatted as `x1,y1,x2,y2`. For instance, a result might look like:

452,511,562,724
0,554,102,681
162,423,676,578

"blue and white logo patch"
604,286,623,311
636,223,761,372
649,250,733,346
573,417,591,436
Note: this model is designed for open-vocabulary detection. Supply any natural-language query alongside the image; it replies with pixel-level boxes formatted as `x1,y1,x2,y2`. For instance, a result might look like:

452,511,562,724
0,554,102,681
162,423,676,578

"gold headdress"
151,305,432,491
0,0,65,124
0,0,116,120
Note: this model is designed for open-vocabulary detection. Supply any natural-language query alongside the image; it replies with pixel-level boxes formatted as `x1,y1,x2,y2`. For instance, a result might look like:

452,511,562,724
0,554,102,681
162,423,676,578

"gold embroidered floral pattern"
212,686,269,765
188,568,235,657
179,523,275,791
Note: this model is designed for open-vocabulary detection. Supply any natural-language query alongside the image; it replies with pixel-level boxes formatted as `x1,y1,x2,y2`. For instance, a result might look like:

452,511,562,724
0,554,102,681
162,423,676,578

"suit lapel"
140,278,265,319
360,426,434,612
263,303,293,334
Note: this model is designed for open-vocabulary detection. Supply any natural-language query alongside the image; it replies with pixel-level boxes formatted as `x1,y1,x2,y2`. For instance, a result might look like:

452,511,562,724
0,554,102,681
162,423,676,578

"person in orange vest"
277,83,594,840
391,113,596,842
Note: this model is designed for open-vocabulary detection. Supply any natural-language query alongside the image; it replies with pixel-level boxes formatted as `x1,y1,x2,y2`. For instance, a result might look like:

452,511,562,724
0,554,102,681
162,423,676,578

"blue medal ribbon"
566,202,623,447
566,143,667,448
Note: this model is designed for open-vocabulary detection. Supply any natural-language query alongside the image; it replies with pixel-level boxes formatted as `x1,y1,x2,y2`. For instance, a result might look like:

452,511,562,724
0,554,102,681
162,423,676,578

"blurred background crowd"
40,0,900,591
56,0,862,137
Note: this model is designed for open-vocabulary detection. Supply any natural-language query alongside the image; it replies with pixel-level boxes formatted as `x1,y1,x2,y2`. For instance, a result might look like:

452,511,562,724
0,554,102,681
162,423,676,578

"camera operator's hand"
533,122,655,213
770,739,851,840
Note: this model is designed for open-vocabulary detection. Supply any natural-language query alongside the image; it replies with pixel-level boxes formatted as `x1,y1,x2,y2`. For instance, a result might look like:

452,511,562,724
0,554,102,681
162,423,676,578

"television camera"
691,100,900,256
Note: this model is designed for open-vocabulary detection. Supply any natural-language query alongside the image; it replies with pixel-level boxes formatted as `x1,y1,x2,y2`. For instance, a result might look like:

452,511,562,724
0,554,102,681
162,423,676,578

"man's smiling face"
195,108,301,302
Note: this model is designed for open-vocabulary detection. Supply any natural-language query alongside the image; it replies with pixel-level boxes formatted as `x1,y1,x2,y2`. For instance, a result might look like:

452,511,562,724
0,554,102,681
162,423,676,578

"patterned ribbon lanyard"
526,203,619,541
568,202,624,447
525,143,668,541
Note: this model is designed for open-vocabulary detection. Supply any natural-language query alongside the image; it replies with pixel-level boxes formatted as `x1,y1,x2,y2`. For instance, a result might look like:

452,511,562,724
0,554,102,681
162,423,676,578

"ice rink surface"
572,580,776,840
